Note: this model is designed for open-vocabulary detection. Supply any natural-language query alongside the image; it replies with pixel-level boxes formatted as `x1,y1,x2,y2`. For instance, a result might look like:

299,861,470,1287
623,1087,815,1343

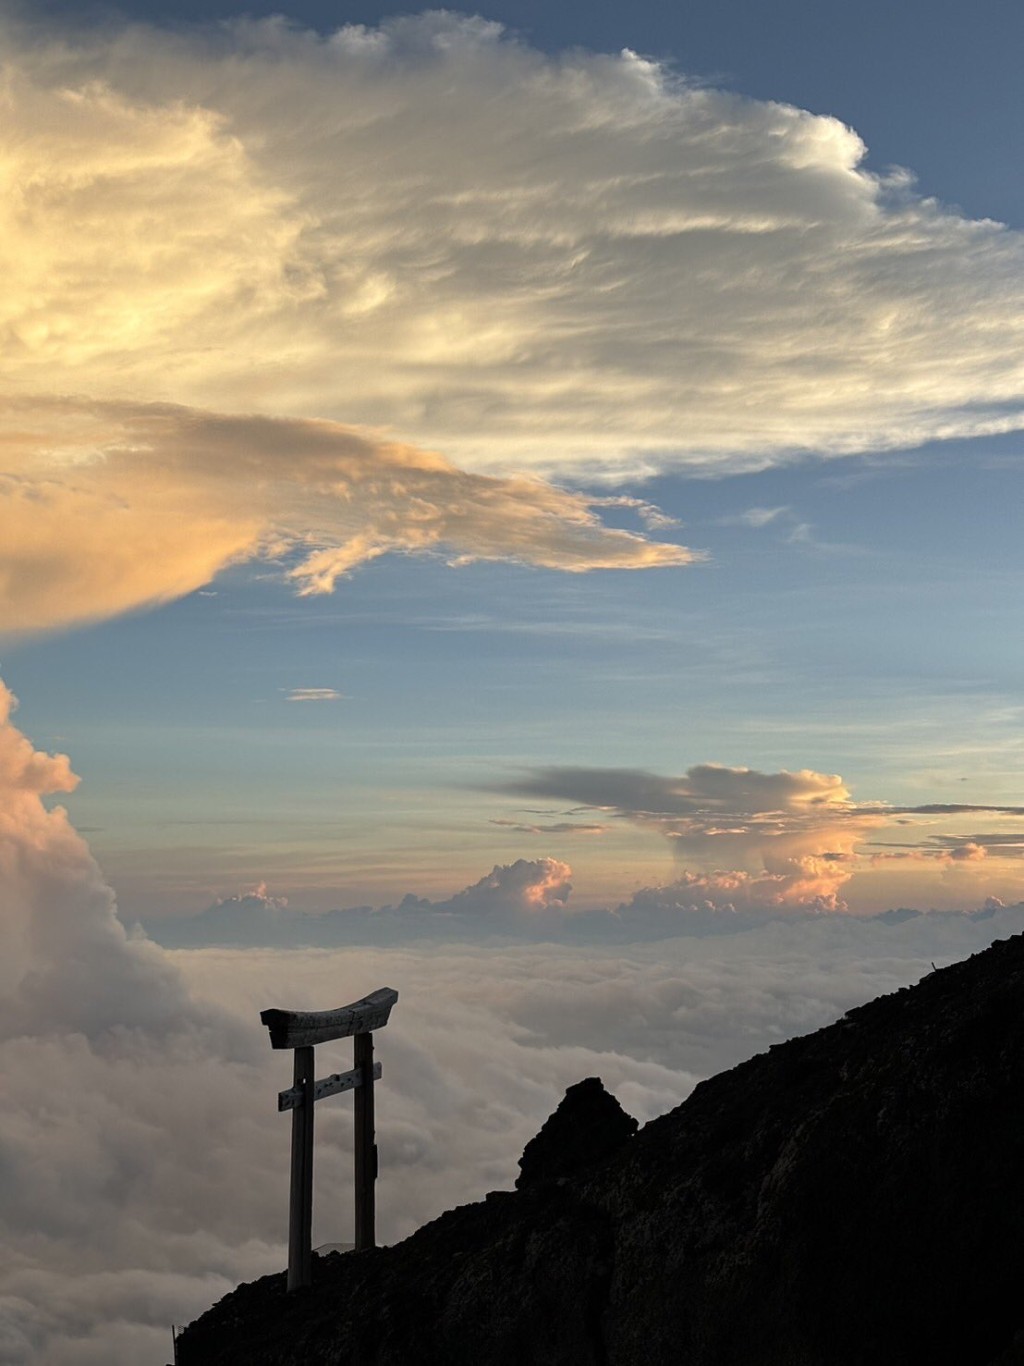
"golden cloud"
0,399,696,634
2,14,1024,477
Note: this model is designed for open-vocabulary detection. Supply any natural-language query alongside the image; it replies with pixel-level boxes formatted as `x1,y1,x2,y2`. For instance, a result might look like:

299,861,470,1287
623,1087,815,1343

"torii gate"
260,987,399,1291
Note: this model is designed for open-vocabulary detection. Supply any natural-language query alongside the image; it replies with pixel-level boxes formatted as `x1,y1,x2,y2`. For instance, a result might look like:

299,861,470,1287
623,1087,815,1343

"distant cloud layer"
498,763,1024,913
4,11,1024,483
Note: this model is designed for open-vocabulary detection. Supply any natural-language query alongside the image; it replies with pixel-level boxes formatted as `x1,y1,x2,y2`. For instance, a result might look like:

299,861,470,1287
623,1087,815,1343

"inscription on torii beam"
260,987,398,1291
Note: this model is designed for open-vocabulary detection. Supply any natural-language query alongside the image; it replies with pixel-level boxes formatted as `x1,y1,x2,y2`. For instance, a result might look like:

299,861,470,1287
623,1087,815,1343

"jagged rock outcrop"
516,1076,638,1189
179,934,1024,1365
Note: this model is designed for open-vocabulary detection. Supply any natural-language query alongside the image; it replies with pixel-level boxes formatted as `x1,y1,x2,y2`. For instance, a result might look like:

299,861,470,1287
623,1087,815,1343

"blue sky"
10,434,1024,918
3,0,1024,923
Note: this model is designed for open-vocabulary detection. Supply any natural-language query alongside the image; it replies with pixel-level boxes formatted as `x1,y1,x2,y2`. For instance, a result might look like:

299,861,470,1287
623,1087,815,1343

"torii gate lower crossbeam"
260,988,398,1291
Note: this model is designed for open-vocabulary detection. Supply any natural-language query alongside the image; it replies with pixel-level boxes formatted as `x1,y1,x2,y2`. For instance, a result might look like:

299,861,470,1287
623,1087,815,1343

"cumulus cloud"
947,841,987,862
618,868,847,918
440,856,573,914
500,763,870,910
498,762,1024,913
150,858,575,947
0,680,269,1359
2,11,1024,482
0,399,694,634
0,679,205,1036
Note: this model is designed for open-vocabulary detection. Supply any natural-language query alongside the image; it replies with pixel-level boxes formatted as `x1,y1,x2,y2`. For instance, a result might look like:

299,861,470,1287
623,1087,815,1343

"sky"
1,0,1024,1360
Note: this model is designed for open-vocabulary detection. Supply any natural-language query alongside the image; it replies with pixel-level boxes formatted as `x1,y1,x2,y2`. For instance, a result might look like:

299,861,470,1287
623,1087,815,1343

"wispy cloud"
284,687,345,702
490,818,610,836
721,506,790,528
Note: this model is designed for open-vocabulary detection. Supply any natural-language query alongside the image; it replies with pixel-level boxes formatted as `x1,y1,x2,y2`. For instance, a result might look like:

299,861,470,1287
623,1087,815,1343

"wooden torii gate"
260,987,399,1291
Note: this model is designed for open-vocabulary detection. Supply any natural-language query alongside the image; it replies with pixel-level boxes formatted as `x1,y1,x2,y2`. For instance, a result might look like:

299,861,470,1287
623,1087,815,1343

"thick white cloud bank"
4,10,1024,480
2,681,1024,1362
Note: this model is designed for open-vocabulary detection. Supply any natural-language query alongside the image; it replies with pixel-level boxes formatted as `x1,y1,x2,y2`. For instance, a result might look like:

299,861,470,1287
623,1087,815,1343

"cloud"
9,910,1024,1360
441,857,573,914
489,818,609,836
3,12,1024,482
0,679,205,1037
503,762,853,817
10,10,1024,634
152,858,576,947
496,761,1024,912
4,686,1024,1361
499,765,867,911
284,688,345,702
0,399,694,635
947,841,987,862
618,868,848,918
721,506,790,528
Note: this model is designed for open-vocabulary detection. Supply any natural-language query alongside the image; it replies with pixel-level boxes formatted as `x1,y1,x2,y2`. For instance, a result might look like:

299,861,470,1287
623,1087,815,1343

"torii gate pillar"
260,988,399,1291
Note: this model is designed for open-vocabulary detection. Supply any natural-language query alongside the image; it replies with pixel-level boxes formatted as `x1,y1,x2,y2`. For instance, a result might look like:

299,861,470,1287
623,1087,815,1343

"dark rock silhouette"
179,934,1024,1365
516,1076,638,1189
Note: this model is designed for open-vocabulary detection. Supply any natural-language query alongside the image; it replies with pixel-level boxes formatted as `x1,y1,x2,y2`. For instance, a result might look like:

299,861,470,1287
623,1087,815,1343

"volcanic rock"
178,934,1024,1365
516,1076,638,1189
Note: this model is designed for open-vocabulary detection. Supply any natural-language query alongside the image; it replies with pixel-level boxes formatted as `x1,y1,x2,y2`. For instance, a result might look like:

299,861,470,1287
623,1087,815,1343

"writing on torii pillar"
260,987,399,1292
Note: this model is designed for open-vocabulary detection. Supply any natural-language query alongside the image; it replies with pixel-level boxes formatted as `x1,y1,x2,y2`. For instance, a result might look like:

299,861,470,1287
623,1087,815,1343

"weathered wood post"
353,1030,376,1252
260,987,398,1291
289,1045,315,1290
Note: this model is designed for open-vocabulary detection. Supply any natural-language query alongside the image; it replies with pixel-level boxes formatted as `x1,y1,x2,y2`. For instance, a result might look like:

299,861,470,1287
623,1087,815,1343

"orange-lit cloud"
500,763,876,910
0,680,197,1030
499,762,1024,913
7,12,1024,635
0,399,695,635
444,857,574,915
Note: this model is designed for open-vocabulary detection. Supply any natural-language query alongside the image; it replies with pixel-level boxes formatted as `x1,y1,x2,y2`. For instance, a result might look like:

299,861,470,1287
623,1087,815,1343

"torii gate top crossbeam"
260,987,398,1049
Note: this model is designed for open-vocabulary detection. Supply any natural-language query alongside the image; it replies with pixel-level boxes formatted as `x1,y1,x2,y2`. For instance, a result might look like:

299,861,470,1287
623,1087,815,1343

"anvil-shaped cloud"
6,11,1024,631
0,400,694,634
4,10,1024,482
